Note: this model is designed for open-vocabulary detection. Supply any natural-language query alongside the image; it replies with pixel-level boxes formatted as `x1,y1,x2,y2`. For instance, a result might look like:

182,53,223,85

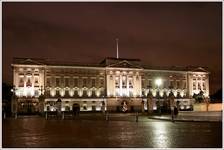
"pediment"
107,60,142,69
191,67,208,72
16,58,45,65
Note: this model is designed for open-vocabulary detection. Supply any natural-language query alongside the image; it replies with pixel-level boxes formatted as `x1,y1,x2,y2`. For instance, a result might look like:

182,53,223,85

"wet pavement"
2,114,222,148
149,111,222,122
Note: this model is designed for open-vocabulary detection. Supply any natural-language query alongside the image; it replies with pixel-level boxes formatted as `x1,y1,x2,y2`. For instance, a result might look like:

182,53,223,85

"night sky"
2,2,222,94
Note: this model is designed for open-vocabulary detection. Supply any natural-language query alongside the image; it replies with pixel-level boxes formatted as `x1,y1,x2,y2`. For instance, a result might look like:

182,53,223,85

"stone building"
11,57,210,114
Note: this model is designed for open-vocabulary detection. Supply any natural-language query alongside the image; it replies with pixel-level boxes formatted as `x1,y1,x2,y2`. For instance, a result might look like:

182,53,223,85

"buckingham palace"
11,57,210,114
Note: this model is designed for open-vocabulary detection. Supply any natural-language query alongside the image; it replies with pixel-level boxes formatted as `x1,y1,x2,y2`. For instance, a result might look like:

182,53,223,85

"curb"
148,117,222,122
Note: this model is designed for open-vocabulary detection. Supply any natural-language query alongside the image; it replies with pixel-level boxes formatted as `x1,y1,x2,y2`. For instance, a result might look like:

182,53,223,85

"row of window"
45,89,104,97
142,79,187,89
115,76,134,88
18,76,39,87
46,77,104,87
193,81,206,90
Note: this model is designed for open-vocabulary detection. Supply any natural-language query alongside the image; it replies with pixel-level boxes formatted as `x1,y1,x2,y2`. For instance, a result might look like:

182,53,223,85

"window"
19,77,24,87
70,77,73,85
193,82,196,90
83,78,87,87
203,82,206,90
34,77,38,84
34,90,39,97
182,80,186,89
169,80,174,88
83,90,87,96
56,90,60,96
26,78,32,87
176,81,180,89
56,78,60,87
129,78,133,88
164,80,169,89
65,90,69,97
100,78,104,87
198,82,201,90
74,78,78,87
65,106,70,111
148,79,152,88
91,79,96,87
65,78,69,87
142,79,145,88
115,76,119,88
46,78,51,87
122,76,126,88
110,75,113,80
34,77,39,87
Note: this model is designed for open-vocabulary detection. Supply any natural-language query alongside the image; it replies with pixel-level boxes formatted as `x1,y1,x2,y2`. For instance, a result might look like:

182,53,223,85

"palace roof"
12,57,209,72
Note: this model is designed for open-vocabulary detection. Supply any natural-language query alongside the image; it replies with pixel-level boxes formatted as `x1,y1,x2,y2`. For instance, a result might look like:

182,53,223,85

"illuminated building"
11,57,210,113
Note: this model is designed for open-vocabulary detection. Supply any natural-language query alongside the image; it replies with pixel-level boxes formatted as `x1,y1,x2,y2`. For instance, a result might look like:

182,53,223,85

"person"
169,92,175,122
174,106,178,116
156,101,161,115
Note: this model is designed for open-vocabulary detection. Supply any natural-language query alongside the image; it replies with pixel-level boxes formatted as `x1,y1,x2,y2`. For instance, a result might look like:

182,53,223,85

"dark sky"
2,2,222,94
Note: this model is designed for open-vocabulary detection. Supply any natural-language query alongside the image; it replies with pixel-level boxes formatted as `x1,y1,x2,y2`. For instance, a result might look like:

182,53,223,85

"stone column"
127,75,129,96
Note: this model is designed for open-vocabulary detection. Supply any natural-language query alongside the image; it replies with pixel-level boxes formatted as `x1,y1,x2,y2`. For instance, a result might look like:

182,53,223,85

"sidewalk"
148,111,222,122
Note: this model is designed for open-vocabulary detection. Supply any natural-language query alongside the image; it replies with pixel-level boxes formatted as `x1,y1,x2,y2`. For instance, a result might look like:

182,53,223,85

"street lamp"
155,78,162,114
11,85,17,118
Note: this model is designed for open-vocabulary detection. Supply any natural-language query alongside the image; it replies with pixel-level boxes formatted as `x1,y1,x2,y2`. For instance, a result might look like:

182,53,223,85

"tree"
2,83,13,114
193,90,205,103
210,89,222,103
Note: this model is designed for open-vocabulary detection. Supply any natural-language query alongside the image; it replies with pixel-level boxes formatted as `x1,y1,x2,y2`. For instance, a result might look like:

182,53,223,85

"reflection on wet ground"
2,115,222,148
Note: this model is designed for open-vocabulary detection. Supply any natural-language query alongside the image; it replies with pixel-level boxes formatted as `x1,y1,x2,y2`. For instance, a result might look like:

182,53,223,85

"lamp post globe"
155,78,162,88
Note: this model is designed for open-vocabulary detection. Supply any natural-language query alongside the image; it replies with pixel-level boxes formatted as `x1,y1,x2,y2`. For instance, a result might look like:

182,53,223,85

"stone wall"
193,103,222,111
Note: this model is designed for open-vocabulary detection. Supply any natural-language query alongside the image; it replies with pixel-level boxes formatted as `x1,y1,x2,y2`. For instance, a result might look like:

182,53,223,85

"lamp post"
155,78,162,115
102,95,105,114
169,86,175,122
38,85,45,116
11,85,17,118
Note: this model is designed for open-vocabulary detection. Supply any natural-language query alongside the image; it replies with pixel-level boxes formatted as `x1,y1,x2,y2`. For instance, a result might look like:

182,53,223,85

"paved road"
2,115,222,148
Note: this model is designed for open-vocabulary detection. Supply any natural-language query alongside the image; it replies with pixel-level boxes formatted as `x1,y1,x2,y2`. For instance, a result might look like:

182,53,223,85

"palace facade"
11,57,210,114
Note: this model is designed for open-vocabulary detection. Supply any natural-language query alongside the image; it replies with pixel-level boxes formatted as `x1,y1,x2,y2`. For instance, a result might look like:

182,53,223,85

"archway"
72,103,80,115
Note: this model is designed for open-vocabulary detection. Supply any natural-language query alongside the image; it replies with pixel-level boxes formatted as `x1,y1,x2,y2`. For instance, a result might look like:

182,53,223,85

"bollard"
62,112,64,120
4,112,6,119
171,110,175,122
136,112,138,122
45,112,48,120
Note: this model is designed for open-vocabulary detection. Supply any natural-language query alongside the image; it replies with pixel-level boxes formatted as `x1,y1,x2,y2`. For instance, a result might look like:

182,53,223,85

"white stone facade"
11,58,210,113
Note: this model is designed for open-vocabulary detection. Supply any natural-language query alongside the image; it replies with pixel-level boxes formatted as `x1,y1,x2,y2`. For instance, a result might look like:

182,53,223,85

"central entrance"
18,100,38,115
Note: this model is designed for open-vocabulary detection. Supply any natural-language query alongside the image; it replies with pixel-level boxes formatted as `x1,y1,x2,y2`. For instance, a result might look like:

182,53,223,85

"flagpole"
116,38,119,59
